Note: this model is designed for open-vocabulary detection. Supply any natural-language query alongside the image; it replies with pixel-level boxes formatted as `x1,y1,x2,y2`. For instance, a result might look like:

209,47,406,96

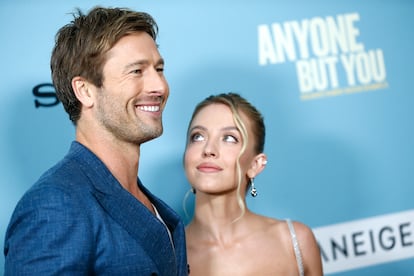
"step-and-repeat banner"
1,1,413,275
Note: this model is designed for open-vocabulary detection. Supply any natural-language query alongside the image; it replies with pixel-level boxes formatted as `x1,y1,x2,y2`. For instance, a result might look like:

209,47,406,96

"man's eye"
156,67,164,73
131,69,142,74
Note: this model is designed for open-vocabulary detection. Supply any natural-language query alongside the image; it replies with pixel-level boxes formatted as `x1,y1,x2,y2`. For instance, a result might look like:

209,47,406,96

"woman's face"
184,103,257,196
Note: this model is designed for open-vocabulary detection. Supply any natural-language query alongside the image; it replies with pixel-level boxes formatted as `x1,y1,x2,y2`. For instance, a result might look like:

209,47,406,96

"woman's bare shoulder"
286,220,318,250
249,215,294,247
288,220,324,276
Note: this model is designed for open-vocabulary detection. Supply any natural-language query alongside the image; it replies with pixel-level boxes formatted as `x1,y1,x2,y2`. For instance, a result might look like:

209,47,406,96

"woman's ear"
71,76,94,108
247,153,268,179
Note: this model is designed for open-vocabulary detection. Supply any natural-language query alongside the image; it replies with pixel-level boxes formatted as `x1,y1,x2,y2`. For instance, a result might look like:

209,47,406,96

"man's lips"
136,104,161,112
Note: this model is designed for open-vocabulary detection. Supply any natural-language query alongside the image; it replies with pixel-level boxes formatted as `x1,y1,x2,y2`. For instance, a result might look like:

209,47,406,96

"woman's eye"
190,133,205,142
224,135,238,143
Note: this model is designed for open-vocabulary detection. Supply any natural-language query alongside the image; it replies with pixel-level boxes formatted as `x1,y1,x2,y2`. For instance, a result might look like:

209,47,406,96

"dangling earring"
191,187,196,194
250,178,257,197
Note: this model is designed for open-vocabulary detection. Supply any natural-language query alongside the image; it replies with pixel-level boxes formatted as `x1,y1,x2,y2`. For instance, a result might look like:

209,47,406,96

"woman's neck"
190,195,253,245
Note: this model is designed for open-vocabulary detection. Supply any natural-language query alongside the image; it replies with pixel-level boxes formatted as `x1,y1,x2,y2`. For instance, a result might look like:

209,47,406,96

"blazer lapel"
92,188,177,275
146,186,187,275
72,143,178,275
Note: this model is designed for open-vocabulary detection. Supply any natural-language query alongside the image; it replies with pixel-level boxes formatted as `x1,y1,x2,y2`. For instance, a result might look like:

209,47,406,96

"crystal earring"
250,178,257,197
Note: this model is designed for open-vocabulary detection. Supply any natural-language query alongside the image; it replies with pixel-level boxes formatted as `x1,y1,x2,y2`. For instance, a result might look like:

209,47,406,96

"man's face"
95,32,169,145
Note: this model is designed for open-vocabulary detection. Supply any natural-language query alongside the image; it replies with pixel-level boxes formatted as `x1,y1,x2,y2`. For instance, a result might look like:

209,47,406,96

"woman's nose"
202,142,218,158
203,150,216,157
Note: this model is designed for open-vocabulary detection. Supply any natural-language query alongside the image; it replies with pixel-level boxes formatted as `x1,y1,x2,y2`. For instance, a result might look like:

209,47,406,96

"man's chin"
138,129,163,144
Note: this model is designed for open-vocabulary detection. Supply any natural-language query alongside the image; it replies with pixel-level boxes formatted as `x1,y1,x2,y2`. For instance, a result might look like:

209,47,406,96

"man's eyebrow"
123,60,146,72
124,58,165,72
156,58,165,66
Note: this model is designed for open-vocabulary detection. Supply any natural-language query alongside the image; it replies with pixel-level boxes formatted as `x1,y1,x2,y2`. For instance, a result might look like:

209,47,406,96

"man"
4,6,187,275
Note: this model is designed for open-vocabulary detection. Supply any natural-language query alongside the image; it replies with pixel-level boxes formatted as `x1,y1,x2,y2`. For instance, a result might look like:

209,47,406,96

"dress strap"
286,219,304,276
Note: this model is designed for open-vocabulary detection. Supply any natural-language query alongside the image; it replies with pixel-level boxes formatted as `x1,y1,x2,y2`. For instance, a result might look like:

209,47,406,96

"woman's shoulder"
257,216,314,237
249,214,293,243
285,219,315,239
250,215,318,253
251,213,293,233
284,219,324,275
284,219,319,250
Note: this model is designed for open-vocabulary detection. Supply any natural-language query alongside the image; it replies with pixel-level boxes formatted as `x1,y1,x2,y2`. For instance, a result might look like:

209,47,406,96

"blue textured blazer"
4,141,188,275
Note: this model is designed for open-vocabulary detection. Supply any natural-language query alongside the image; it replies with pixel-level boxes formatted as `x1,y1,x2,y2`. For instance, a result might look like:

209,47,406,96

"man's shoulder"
35,155,88,189
18,146,97,208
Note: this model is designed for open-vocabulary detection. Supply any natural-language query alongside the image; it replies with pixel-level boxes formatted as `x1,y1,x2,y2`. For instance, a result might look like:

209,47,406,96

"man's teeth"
138,105,160,112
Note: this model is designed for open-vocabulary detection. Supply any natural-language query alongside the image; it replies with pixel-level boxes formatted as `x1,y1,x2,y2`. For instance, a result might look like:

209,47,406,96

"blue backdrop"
1,0,413,274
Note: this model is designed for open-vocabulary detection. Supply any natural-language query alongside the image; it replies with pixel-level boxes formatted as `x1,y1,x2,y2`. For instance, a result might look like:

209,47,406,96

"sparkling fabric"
287,219,304,276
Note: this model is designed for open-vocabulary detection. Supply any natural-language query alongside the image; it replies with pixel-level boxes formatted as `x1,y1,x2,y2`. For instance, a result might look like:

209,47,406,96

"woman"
184,93,323,275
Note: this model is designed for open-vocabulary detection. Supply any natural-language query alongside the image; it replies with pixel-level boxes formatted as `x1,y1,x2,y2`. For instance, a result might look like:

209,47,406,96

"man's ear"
247,153,268,179
71,76,94,108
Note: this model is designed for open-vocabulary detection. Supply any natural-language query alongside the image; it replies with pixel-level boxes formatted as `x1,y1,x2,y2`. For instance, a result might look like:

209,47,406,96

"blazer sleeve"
4,185,94,275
